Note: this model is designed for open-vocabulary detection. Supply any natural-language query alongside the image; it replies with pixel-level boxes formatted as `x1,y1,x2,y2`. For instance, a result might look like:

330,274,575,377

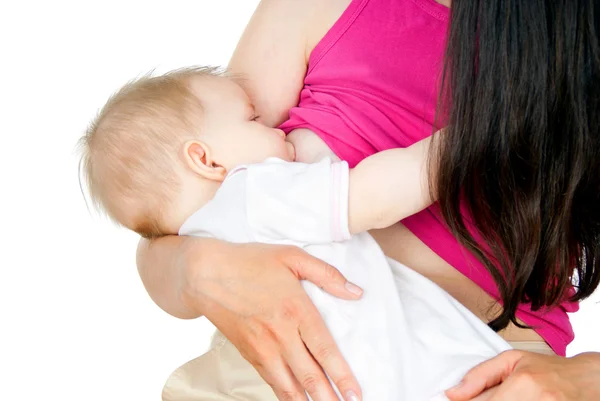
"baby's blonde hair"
79,66,220,238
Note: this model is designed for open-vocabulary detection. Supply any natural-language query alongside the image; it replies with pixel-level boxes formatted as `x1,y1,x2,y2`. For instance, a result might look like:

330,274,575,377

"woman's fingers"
445,351,600,401
282,246,363,300
298,304,362,401
254,355,309,401
283,247,362,400
281,332,342,401
445,350,524,401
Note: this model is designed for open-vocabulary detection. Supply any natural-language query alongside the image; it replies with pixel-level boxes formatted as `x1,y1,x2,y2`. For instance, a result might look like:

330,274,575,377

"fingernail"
345,282,363,296
345,390,359,401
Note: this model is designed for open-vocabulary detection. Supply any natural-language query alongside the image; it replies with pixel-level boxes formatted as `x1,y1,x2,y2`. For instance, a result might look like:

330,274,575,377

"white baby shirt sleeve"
245,158,351,245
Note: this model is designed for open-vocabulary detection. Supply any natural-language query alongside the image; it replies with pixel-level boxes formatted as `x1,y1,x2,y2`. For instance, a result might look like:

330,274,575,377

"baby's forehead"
187,74,250,107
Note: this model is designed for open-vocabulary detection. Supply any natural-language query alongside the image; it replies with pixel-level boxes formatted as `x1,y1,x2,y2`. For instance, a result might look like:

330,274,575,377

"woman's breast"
287,128,544,342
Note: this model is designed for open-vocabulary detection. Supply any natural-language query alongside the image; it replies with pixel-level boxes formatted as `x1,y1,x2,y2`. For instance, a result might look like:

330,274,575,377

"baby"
80,66,427,239
80,67,510,401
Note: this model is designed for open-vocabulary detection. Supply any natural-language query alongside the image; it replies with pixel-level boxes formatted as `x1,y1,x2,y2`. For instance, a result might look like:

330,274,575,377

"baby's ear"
183,140,227,181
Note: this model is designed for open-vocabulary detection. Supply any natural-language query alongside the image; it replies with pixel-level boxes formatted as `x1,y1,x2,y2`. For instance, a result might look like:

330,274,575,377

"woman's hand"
445,350,600,401
181,239,364,401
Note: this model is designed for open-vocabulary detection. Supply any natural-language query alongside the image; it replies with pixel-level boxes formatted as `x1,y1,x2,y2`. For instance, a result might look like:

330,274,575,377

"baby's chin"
285,141,296,161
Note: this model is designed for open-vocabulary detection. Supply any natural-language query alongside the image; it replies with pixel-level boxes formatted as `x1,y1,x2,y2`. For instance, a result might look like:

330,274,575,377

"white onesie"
179,157,511,401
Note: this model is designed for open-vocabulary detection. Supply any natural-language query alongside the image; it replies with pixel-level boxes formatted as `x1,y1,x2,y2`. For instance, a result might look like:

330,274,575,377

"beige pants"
162,331,278,401
162,331,554,401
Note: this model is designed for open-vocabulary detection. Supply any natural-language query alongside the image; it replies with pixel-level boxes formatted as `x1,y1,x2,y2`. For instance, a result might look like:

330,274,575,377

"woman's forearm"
136,234,205,319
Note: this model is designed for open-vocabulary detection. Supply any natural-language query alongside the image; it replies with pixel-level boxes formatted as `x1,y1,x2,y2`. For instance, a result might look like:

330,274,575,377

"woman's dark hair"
434,0,600,332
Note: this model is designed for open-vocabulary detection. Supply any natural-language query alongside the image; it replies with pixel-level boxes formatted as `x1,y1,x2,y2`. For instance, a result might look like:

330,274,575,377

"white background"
0,1,598,400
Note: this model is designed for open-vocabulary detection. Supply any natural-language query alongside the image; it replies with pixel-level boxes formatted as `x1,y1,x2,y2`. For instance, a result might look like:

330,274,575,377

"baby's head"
79,67,294,238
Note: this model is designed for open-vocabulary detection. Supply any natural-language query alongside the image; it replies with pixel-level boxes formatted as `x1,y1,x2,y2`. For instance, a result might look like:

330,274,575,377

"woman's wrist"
178,236,230,317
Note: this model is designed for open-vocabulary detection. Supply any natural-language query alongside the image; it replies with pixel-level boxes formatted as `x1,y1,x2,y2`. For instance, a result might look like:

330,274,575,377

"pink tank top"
279,0,578,356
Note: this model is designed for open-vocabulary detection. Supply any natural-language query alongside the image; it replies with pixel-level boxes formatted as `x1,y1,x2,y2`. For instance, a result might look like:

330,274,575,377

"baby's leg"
162,331,277,401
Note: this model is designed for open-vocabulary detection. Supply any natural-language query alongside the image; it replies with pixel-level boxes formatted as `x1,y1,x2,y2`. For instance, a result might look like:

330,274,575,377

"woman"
138,0,600,400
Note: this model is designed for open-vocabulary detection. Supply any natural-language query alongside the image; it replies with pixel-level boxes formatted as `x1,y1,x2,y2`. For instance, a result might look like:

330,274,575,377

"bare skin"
136,1,559,401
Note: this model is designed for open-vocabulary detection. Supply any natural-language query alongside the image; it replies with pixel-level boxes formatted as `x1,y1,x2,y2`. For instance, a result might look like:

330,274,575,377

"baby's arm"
348,134,438,234
241,133,438,244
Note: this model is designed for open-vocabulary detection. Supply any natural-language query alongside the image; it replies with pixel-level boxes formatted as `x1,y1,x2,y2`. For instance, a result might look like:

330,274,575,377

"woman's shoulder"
303,0,353,58
248,0,352,59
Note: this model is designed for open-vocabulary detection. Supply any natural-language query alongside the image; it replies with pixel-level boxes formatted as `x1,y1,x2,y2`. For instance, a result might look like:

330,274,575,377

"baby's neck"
286,128,340,164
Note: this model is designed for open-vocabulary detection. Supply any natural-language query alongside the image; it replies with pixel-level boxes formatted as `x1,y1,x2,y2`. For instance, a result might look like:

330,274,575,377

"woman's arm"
228,0,308,127
136,234,365,401
228,0,332,127
136,235,208,319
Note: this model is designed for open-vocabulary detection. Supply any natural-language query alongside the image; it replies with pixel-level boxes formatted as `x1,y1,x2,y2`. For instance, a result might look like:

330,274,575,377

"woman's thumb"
445,350,523,401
